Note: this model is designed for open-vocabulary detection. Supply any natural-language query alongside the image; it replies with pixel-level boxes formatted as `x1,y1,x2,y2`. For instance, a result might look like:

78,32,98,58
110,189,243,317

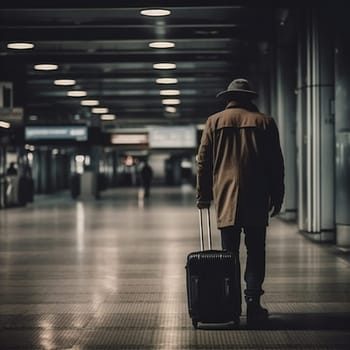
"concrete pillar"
296,8,335,241
34,148,51,194
254,43,271,115
91,146,102,199
335,13,350,248
276,45,297,220
0,147,6,208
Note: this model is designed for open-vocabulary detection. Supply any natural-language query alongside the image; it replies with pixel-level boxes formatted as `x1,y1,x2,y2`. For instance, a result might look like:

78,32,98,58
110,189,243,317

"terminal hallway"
1,187,350,349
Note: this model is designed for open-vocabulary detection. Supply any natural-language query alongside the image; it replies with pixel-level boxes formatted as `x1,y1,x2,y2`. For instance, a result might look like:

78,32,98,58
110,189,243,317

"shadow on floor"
195,313,350,331
246,313,350,330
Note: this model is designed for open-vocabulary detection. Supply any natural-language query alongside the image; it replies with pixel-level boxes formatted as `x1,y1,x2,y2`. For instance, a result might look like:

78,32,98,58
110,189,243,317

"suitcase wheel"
192,319,198,329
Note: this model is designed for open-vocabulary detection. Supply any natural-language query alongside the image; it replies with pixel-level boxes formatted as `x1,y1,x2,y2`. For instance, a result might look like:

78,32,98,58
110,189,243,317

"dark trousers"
220,225,266,298
143,184,150,197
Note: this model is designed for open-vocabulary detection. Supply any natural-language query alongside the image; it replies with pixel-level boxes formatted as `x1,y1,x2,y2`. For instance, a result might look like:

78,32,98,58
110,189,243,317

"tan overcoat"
196,101,285,228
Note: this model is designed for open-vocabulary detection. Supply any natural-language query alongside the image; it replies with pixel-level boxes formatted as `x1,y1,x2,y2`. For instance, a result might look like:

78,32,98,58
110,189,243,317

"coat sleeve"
196,119,213,203
266,119,285,206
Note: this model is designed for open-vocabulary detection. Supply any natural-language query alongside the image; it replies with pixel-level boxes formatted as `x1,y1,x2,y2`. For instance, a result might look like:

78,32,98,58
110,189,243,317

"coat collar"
225,100,259,112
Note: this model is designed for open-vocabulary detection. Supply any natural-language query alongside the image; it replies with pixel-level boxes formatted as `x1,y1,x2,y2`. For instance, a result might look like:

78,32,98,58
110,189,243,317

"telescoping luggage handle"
198,208,212,251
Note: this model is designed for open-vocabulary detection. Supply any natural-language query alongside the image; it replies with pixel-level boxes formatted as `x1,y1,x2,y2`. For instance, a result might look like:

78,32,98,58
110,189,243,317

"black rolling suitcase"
186,208,241,329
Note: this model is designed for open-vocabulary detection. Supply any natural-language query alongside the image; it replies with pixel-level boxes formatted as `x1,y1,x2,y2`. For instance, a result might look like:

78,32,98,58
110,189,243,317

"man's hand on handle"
269,200,282,217
196,200,210,209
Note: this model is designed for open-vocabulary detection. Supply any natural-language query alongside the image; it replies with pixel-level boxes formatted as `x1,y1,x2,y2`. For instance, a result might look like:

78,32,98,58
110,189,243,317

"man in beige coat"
196,78,285,326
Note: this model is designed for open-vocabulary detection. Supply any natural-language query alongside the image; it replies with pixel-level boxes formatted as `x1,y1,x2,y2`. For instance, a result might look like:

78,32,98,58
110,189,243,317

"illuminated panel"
110,134,148,145
25,126,88,141
148,126,196,148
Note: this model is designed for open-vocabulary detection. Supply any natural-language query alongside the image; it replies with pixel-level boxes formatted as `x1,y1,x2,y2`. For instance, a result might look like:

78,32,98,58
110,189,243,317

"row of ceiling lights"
6,41,175,51
5,8,179,119
143,8,181,114
4,47,116,120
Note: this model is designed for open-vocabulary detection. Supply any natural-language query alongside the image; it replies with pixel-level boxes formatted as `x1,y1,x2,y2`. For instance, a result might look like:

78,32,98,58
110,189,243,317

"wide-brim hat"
216,78,258,99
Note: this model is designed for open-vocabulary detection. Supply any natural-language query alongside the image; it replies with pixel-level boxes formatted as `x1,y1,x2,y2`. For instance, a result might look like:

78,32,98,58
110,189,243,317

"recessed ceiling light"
156,78,178,84
160,89,180,96
0,121,10,128
7,42,34,50
92,107,109,114
153,63,176,70
54,79,76,86
162,99,181,105
165,106,177,113
80,100,99,106
149,41,175,49
140,9,171,17
34,64,58,71
100,114,116,120
67,90,87,97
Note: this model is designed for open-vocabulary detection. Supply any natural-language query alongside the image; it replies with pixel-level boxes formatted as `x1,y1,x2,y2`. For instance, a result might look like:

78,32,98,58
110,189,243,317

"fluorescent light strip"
156,78,178,84
67,91,87,97
149,41,175,49
160,90,180,96
54,79,76,86
0,121,10,128
140,9,171,16
34,64,58,71
81,100,99,106
153,63,176,70
162,99,180,105
100,114,116,120
7,42,34,50
165,106,177,113
92,107,109,114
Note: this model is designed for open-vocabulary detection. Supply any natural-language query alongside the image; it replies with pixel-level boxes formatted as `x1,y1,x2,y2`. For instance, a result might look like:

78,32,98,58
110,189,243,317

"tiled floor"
1,186,350,349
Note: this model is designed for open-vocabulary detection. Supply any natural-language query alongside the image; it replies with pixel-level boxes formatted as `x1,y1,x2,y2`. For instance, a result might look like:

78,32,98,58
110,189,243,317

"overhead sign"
110,133,148,145
25,125,88,141
148,126,197,149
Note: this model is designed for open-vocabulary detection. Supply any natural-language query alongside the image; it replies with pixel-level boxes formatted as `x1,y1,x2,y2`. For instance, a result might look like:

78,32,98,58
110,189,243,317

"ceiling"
0,1,289,130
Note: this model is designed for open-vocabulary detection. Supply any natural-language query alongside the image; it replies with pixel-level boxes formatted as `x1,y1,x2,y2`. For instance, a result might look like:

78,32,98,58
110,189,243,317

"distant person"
196,78,285,326
18,164,34,205
6,162,18,176
140,160,153,198
5,162,18,206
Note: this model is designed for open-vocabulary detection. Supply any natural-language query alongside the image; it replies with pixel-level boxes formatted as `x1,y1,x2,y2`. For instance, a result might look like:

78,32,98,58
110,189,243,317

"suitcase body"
185,209,241,328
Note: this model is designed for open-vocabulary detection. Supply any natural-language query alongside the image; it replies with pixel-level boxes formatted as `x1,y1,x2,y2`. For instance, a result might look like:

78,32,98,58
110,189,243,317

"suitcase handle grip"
198,208,212,251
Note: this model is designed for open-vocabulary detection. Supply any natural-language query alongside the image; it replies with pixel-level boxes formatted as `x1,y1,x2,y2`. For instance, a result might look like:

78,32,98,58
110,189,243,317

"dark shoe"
246,296,269,327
